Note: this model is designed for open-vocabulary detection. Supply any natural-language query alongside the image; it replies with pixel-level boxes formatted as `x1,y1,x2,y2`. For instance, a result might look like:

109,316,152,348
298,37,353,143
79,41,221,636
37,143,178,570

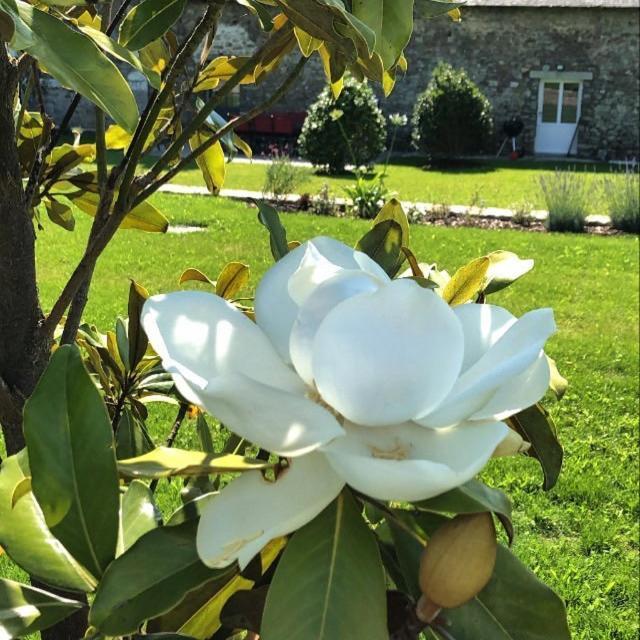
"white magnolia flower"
142,237,555,569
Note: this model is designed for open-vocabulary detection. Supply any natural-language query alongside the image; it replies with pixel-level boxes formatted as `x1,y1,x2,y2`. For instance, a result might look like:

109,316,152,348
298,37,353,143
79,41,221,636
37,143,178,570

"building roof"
464,0,639,7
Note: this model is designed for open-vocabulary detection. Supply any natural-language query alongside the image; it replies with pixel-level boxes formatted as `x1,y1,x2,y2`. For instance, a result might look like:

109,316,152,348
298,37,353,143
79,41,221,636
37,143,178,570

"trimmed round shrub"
298,78,387,173
412,63,494,158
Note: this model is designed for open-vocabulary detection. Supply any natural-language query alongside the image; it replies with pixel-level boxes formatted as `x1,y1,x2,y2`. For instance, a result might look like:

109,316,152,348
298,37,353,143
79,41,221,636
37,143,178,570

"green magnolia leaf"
44,196,75,231
23,344,120,578
12,1,139,132
10,475,31,507
189,131,226,195
236,0,274,31
196,413,215,454
373,198,410,248
484,250,534,295
442,256,491,306
128,279,150,370
0,0,31,48
216,262,250,300
547,356,568,400
116,317,130,371
508,404,563,491
261,491,388,640
0,451,96,592
79,24,161,89
89,521,233,635
115,408,156,460
351,0,415,68
133,634,198,639
444,544,571,640
119,0,186,51
0,578,84,637
118,480,161,555
356,218,404,277
416,479,514,544
256,200,289,261
118,447,273,479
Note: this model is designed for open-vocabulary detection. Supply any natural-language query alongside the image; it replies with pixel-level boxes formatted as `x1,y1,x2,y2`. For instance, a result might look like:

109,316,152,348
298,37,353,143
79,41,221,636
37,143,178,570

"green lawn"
171,156,615,214
1,194,638,639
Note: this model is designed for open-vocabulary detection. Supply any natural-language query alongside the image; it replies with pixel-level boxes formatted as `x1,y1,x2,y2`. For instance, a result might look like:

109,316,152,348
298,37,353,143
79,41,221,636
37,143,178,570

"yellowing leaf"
216,262,250,300
442,257,490,306
118,447,273,479
105,124,133,150
178,538,287,639
179,268,216,288
189,131,226,195
10,476,32,508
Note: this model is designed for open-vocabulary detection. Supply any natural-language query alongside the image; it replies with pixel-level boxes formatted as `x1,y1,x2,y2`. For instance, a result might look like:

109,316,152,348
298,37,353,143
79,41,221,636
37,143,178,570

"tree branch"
41,2,227,338
133,55,307,206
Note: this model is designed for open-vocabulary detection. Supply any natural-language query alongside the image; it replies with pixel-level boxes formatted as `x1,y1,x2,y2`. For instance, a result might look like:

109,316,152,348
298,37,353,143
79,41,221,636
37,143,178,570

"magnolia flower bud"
493,429,531,457
418,513,497,612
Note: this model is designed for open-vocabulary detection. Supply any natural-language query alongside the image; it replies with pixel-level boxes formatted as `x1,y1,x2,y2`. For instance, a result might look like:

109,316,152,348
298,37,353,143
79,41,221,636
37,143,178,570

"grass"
1,194,638,639
167,156,615,214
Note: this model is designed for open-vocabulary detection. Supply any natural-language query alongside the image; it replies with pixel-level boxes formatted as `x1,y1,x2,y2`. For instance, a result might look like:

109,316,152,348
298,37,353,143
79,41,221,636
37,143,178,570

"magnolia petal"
142,292,304,399
313,280,464,426
255,237,389,362
290,271,381,386
471,350,551,422
198,373,345,457
322,421,509,502
417,308,556,429
196,453,345,569
455,304,516,372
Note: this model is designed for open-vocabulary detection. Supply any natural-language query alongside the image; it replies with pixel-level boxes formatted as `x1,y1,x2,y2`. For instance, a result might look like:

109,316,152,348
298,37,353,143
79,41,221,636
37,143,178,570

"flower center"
370,441,411,461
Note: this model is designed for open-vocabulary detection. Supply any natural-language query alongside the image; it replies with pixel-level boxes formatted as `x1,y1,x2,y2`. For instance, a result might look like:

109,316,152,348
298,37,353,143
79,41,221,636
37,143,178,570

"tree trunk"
0,41,89,640
0,44,50,456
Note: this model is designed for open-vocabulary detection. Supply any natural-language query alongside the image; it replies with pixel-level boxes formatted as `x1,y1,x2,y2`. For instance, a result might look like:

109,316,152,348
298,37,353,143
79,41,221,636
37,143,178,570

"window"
542,82,560,123
561,83,580,123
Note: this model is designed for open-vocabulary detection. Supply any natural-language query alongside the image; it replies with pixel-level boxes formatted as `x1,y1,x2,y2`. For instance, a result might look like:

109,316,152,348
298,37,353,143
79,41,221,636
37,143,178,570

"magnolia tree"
0,0,572,639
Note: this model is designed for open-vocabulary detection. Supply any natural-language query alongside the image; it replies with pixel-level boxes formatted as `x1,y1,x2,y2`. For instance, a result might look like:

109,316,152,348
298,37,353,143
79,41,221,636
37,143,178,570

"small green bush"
263,149,306,202
298,78,387,173
412,62,494,158
538,170,591,232
344,172,394,219
602,169,639,233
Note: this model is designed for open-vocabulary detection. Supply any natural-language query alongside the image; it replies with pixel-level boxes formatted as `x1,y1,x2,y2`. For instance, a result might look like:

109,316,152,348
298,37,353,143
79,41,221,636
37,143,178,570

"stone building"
46,0,640,160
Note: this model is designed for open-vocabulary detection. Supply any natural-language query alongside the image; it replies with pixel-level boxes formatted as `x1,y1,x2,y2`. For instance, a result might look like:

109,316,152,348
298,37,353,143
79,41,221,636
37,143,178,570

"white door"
534,80,583,155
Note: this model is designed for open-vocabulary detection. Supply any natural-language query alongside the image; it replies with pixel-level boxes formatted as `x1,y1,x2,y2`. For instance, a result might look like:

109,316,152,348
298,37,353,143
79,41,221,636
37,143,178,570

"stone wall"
45,3,640,160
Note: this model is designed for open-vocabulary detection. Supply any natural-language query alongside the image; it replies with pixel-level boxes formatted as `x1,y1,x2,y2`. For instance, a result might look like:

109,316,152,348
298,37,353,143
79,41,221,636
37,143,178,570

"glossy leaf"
196,413,215,454
0,578,84,638
261,491,387,640
355,218,404,277
216,262,250,300
118,447,273,479
23,345,120,578
119,0,186,50
442,256,490,306
172,539,286,639
508,404,563,491
10,475,31,507
416,479,514,544
66,188,169,232
0,451,96,592
80,24,161,89
116,407,155,460
351,0,415,68
89,521,233,635
179,268,216,288
373,198,410,249
256,200,289,261
484,250,534,295
12,1,139,131
43,197,75,231
189,131,226,195
128,279,150,370
118,480,161,555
